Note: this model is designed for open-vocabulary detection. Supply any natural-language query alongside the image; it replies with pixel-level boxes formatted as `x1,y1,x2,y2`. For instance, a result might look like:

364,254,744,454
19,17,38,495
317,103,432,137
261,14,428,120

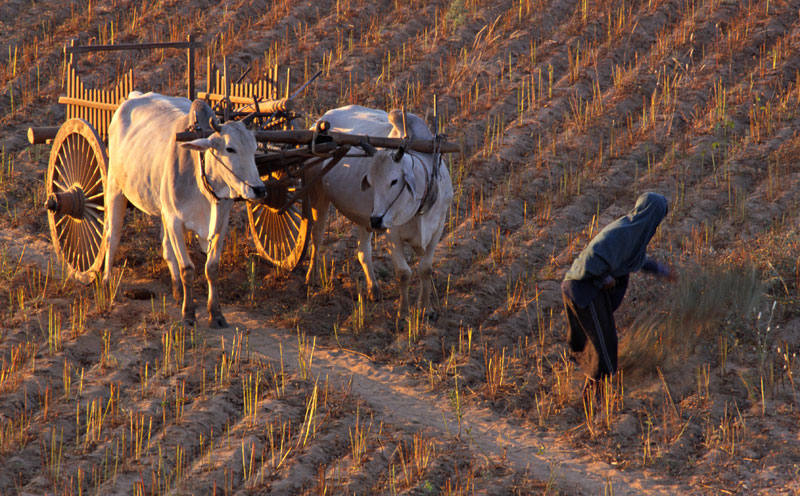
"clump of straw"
621,263,762,371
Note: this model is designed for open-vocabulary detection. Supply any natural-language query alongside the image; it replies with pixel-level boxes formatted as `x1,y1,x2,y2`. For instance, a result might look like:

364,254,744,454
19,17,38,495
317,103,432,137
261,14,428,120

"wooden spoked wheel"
246,171,309,271
46,119,108,284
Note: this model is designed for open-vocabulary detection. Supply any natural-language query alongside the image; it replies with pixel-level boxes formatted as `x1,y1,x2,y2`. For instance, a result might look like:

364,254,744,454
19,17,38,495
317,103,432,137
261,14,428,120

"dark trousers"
563,289,618,381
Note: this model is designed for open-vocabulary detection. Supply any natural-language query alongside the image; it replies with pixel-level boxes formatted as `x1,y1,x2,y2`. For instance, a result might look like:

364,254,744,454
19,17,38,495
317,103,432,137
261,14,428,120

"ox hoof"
209,314,229,329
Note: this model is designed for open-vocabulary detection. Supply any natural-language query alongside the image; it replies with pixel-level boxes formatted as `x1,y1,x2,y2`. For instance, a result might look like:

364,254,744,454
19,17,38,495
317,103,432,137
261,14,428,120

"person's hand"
601,274,616,290
663,265,677,282
657,262,676,282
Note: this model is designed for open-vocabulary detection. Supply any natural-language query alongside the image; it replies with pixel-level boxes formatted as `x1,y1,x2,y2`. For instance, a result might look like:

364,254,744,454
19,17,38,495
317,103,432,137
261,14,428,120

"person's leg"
587,291,617,379
564,293,604,383
564,291,617,382
562,291,588,353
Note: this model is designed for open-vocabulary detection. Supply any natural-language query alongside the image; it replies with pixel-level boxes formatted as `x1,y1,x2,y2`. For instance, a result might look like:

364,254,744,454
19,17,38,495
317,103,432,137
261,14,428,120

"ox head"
364,151,425,231
365,110,434,231
181,119,266,201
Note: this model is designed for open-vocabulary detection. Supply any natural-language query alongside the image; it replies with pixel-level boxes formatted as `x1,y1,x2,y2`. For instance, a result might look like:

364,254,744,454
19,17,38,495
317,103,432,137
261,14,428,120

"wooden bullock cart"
27,38,458,283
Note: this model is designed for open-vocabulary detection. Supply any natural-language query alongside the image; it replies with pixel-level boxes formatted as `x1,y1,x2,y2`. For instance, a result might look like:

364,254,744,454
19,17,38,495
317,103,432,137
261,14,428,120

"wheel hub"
263,182,289,210
46,186,87,219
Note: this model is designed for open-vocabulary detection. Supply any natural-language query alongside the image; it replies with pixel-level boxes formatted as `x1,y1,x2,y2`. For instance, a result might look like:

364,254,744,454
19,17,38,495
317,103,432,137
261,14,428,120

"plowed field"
2,0,800,494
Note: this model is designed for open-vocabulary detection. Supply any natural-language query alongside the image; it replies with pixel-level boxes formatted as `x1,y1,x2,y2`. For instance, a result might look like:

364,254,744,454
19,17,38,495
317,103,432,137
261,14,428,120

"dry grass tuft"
621,263,762,373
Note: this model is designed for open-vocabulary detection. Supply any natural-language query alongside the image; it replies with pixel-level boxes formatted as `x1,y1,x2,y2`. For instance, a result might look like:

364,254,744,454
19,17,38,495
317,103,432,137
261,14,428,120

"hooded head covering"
565,192,668,282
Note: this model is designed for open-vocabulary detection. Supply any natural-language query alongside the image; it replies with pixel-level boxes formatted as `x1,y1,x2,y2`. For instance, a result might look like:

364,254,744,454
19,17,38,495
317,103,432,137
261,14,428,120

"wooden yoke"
256,129,461,154
175,127,461,154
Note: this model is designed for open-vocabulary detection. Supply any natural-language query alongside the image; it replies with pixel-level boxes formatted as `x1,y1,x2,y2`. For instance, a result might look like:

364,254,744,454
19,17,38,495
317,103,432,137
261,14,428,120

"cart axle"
46,186,87,220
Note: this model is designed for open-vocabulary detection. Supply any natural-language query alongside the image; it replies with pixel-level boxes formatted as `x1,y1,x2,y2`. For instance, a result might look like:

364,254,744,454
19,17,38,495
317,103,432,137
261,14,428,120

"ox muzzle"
370,215,385,231
252,185,267,198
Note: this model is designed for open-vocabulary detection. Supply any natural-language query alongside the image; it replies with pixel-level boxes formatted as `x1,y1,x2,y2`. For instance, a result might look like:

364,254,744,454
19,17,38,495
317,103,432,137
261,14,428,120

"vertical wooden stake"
206,51,212,97
187,34,195,100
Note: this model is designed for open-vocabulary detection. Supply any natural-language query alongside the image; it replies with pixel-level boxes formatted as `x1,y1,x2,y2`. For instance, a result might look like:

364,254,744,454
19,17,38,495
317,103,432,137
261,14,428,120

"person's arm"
641,257,672,278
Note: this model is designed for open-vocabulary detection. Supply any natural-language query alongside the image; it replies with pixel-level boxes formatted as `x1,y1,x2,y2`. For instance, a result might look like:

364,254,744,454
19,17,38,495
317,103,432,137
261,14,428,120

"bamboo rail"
60,60,133,141
202,58,288,117
197,94,294,113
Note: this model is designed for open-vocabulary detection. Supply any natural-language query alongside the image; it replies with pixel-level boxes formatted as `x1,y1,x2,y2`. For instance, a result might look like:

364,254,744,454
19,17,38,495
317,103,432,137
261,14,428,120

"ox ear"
402,160,421,201
388,109,433,140
180,136,223,152
180,138,214,151
387,109,406,139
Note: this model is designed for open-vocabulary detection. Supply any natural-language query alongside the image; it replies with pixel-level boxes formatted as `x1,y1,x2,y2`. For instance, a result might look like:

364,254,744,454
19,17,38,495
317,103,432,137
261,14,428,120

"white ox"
306,105,453,317
104,91,265,328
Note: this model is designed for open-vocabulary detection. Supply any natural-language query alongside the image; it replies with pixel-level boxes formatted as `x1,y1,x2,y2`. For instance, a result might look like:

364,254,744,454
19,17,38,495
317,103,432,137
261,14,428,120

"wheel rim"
47,119,107,283
247,180,309,271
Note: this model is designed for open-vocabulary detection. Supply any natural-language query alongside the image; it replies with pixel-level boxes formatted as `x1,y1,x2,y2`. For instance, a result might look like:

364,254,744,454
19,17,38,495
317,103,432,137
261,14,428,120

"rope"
200,150,263,203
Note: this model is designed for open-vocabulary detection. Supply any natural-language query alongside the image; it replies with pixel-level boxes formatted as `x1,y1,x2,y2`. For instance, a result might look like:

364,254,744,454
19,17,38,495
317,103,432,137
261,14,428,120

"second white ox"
104,91,266,327
306,105,453,316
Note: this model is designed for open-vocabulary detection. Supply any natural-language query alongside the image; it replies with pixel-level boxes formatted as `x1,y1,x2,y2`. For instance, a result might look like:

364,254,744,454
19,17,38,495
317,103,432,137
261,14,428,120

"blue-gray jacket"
562,192,668,308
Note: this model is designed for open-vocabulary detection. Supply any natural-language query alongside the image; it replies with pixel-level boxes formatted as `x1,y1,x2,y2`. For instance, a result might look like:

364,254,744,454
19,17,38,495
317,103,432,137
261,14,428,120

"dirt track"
217,308,686,496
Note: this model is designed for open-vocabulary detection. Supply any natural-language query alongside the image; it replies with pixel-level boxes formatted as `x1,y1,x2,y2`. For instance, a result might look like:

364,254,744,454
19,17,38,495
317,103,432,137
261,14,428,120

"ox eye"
391,179,398,186
226,147,237,154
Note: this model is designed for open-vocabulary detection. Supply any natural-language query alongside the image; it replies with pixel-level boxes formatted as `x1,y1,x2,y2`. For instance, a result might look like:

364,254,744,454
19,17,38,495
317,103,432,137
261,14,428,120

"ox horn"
209,116,222,133
242,96,260,127
242,111,258,127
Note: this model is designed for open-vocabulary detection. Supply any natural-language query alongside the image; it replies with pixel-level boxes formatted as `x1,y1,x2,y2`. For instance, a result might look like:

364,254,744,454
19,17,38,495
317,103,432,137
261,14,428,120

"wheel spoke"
71,135,86,189
72,222,85,270
86,190,105,201
63,136,77,186
286,210,301,236
83,140,97,189
84,206,104,227
269,215,280,260
281,218,293,258
257,210,268,241
56,220,70,245
63,223,76,266
265,212,274,259
76,135,91,187
277,215,290,256
85,202,105,213
276,215,287,259
84,155,102,195
84,166,102,197
56,151,73,187
77,221,89,270
52,175,69,193
70,136,84,188
58,140,71,186
54,213,68,229
81,225,95,271
85,211,103,237
81,221,101,256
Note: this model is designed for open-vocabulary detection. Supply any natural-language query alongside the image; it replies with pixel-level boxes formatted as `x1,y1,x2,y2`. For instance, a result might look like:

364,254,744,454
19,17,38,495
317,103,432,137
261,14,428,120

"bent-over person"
562,192,672,389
